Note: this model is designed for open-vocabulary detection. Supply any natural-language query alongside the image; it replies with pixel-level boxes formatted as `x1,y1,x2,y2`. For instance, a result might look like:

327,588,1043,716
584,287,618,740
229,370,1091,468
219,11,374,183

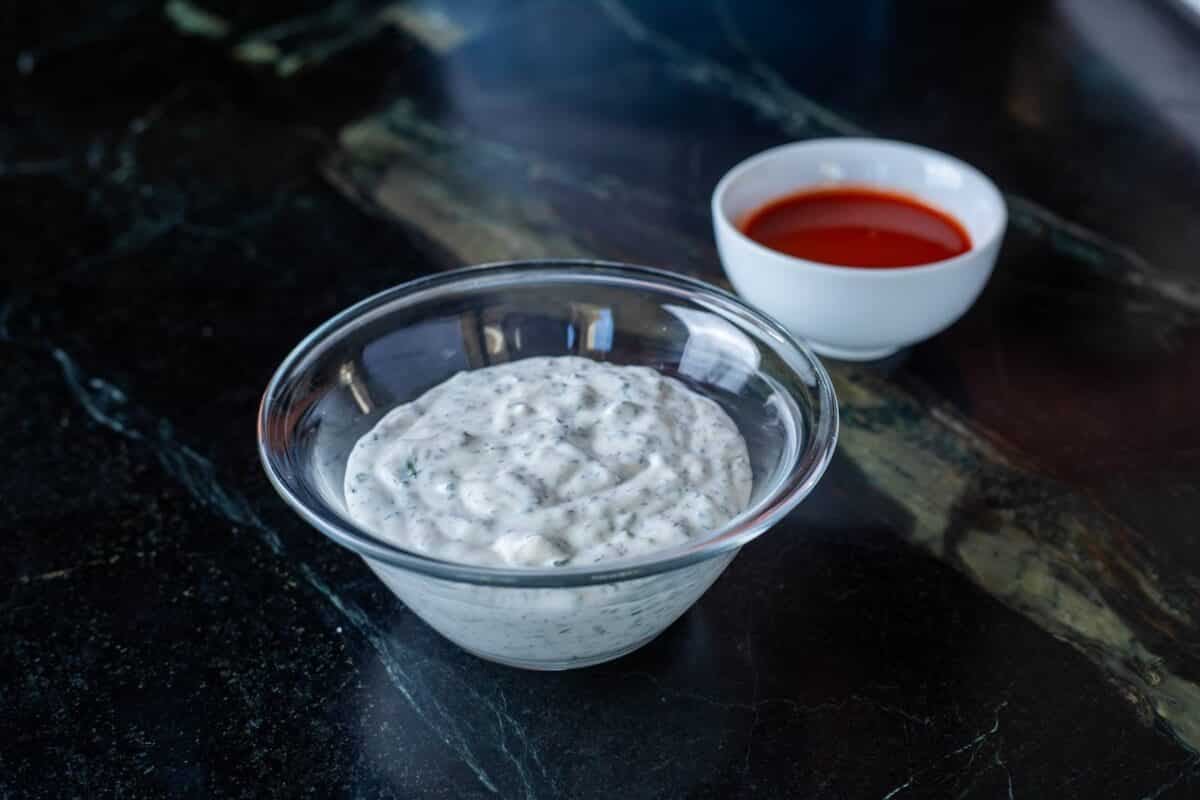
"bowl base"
455,630,665,671
808,341,900,361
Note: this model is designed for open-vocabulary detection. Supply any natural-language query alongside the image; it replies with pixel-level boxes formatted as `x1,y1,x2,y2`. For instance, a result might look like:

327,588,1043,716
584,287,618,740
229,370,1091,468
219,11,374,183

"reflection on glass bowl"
257,260,838,670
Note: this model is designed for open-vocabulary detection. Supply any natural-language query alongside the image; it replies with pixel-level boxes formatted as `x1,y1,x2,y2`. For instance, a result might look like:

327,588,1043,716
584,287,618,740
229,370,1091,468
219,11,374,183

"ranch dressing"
344,356,752,568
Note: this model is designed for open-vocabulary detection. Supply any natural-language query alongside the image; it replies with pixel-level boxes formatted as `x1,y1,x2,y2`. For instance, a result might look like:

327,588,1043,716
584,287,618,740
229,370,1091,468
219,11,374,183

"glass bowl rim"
257,259,839,587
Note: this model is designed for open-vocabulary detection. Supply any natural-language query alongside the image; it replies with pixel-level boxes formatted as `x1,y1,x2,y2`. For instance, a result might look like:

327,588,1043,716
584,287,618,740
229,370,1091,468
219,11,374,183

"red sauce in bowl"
739,186,971,268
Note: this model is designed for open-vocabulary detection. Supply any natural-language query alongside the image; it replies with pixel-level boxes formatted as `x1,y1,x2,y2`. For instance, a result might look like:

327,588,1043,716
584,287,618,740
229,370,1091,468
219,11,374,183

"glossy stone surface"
4,0,1200,796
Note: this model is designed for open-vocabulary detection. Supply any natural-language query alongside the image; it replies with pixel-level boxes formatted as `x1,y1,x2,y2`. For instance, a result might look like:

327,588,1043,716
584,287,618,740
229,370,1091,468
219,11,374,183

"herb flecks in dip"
344,357,752,567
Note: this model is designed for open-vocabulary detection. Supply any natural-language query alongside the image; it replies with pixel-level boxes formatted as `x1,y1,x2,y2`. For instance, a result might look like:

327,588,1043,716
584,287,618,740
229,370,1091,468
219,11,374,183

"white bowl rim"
712,137,1008,277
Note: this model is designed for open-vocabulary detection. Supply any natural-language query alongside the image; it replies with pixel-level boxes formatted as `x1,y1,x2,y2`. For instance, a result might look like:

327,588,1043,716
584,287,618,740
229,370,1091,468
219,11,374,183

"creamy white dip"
344,356,752,568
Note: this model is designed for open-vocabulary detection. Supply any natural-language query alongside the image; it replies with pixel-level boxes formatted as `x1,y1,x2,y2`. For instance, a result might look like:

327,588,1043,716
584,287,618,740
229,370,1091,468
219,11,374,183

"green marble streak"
163,0,230,39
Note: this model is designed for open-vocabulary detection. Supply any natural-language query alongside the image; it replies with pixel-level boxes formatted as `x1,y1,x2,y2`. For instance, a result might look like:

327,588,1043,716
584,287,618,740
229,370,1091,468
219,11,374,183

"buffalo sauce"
740,186,971,268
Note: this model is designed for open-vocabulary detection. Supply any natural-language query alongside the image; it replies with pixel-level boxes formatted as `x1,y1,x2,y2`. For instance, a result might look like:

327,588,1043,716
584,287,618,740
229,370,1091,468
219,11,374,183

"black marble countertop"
6,1,1200,797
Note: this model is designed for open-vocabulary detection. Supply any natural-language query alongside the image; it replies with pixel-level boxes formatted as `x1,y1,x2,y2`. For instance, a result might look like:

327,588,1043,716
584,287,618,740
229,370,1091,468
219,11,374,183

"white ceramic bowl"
712,138,1007,360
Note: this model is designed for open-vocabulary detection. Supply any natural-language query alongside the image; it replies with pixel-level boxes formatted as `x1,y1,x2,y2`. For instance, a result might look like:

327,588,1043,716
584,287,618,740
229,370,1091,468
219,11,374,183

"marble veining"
6,0,1200,796
2,321,549,795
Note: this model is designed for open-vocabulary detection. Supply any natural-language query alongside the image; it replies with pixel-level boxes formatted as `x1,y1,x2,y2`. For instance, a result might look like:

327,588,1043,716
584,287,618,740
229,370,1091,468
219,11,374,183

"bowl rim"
711,137,1008,276
257,260,839,587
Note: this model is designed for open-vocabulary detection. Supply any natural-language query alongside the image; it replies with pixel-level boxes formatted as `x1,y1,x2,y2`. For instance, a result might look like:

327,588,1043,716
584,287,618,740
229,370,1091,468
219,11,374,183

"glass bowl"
257,261,838,670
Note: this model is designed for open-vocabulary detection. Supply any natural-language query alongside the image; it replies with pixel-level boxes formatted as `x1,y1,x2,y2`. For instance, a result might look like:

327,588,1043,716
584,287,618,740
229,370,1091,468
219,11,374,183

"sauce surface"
344,357,752,568
740,185,971,268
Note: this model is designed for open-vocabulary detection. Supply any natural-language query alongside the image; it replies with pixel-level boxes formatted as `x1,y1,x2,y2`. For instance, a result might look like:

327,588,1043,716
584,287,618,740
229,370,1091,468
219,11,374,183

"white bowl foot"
808,341,901,361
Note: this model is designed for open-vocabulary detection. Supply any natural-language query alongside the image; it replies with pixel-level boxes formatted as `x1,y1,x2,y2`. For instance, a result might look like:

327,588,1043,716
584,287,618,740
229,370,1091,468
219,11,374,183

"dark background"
4,1,1200,797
